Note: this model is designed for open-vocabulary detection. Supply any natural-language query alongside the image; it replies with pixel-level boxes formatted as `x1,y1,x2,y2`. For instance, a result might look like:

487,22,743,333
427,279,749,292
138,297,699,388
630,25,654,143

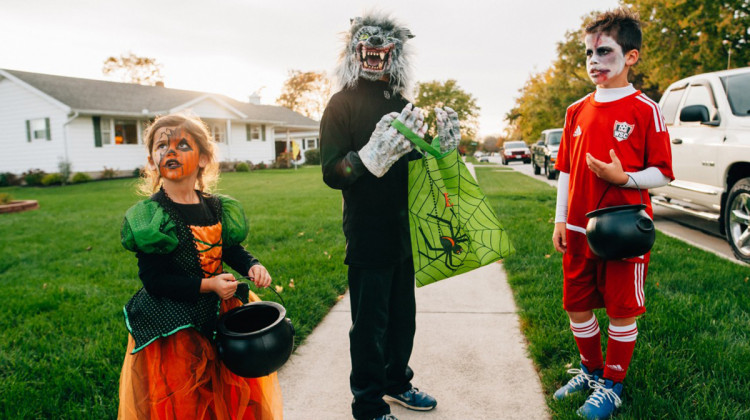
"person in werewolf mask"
320,11,460,420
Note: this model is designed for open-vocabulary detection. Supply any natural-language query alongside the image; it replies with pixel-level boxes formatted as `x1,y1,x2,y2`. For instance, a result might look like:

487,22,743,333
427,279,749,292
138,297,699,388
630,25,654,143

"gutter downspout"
62,111,79,165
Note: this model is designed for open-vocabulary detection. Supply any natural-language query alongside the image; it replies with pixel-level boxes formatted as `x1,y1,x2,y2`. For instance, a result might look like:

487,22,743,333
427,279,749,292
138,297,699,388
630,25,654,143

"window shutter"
93,116,102,148
26,120,31,142
45,118,51,140
246,124,252,141
261,124,266,141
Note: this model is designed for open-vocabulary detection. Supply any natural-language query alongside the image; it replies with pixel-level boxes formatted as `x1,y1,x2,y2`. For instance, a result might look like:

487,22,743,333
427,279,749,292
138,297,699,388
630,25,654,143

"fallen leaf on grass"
298,232,305,236
275,285,283,293
336,295,344,301
86,246,92,251
288,279,295,289
307,239,313,242
545,254,551,258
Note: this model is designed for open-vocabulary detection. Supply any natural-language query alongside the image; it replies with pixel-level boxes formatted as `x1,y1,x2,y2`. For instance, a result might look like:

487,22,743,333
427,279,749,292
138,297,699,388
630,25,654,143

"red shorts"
562,253,647,318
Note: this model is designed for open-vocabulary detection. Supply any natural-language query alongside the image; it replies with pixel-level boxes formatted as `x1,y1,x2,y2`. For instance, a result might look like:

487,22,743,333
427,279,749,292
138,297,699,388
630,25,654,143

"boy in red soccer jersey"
551,8,674,419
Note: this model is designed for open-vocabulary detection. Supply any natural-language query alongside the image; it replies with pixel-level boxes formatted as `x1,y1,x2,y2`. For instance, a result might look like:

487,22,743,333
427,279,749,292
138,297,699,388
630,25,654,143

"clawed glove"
435,106,461,154
359,104,425,178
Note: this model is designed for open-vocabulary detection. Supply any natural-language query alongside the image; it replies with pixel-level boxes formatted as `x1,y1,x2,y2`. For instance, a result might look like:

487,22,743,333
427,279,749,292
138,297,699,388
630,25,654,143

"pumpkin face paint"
585,33,627,87
152,127,201,181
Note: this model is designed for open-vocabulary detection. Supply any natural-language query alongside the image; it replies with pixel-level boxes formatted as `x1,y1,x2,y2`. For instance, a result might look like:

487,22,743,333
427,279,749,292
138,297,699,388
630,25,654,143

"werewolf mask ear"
350,17,363,26
403,28,415,39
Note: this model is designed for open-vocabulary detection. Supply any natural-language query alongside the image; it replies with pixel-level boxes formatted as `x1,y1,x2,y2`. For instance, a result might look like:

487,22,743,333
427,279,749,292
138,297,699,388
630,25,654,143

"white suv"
650,67,750,263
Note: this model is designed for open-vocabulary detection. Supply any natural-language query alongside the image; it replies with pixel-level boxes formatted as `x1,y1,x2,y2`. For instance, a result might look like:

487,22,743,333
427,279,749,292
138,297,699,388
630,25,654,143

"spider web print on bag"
408,149,514,287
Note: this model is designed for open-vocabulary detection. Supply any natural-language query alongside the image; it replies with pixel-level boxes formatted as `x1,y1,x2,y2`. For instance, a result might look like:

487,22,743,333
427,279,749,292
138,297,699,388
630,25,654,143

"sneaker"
577,378,623,420
371,415,398,420
554,364,602,400
383,387,437,411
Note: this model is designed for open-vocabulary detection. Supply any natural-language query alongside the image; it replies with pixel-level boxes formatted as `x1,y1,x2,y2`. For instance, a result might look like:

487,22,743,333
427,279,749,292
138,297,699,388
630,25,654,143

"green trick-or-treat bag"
392,120,515,287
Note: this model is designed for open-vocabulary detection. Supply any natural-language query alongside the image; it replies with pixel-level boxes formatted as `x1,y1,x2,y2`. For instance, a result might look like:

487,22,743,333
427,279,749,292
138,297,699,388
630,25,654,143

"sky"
0,0,619,138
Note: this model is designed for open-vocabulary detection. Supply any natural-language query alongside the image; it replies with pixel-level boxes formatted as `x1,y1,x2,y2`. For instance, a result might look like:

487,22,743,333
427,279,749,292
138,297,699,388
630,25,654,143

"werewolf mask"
335,12,414,97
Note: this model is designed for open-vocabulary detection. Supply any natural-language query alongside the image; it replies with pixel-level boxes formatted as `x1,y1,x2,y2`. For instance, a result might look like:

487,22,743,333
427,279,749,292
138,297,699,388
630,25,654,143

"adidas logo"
573,126,582,137
606,364,624,372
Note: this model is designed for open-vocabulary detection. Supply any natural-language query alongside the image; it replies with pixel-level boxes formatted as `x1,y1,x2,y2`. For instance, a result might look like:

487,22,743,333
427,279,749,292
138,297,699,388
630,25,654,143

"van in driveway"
650,67,750,263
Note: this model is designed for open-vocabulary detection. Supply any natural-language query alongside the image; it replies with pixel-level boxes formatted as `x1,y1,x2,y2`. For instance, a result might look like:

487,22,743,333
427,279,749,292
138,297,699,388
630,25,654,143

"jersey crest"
613,121,635,141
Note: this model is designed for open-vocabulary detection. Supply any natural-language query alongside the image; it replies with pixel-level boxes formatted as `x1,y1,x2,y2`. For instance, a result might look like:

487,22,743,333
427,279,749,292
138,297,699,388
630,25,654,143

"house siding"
0,78,67,174
0,73,318,175
66,117,147,173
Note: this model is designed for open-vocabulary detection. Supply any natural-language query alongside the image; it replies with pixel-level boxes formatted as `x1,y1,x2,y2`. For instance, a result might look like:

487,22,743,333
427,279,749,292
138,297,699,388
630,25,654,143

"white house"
0,69,320,175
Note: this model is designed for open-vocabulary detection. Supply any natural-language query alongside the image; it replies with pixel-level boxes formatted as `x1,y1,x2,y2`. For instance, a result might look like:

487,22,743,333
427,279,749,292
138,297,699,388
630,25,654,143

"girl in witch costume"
117,113,283,419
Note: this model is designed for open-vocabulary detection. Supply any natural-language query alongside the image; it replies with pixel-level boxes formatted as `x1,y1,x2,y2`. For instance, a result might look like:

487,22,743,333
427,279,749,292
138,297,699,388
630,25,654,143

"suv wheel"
545,159,557,180
725,177,750,263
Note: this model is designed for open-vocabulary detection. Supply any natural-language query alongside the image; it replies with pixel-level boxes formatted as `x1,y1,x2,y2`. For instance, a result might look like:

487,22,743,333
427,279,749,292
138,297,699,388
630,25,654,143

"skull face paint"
585,33,626,86
152,127,201,181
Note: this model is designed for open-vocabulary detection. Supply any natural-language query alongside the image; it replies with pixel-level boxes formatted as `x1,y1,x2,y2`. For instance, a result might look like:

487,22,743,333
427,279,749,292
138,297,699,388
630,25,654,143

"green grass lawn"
477,168,750,420
0,167,348,419
2,166,748,419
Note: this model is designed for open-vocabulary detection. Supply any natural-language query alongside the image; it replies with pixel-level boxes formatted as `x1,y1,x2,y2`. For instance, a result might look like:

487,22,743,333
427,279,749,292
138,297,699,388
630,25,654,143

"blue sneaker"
577,378,623,420
554,364,602,400
383,387,437,411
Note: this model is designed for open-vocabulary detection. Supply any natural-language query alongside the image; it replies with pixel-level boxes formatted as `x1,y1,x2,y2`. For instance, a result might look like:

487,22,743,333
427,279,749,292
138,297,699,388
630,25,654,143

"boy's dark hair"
585,8,642,53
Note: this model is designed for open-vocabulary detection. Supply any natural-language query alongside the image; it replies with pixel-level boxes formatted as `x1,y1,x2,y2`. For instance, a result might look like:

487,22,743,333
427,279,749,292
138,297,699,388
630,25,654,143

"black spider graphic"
418,209,470,269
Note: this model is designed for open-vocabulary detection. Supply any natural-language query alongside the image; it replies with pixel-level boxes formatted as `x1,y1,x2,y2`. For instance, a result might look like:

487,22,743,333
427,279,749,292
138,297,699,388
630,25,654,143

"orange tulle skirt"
118,293,283,420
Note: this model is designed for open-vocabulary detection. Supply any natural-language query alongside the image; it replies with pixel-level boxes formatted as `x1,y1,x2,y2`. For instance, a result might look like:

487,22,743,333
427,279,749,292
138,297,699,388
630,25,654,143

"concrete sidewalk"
277,265,549,420
277,160,548,419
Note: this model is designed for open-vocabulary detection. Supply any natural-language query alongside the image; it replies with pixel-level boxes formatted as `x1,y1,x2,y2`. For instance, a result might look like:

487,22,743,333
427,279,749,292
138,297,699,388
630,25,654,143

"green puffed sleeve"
218,194,249,247
120,199,179,254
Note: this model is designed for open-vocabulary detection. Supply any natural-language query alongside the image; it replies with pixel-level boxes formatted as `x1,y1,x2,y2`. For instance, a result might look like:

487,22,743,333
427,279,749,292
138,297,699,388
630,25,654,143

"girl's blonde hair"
137,113,219,196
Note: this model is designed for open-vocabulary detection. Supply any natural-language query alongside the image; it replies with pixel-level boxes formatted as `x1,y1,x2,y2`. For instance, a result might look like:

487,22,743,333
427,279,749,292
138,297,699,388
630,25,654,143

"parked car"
531,128,563,179
500,141,531,165
649,67,750,264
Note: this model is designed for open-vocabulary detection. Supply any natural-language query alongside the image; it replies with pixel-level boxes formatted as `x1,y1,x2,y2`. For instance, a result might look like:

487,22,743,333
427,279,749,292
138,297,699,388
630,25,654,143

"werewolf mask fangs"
358,44,392,71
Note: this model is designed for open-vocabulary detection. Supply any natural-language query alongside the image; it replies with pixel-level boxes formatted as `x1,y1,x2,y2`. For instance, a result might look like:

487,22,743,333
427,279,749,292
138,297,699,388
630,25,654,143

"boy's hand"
208,273,237,300
248,264,272,288
586,149,629,186
552,222,567,253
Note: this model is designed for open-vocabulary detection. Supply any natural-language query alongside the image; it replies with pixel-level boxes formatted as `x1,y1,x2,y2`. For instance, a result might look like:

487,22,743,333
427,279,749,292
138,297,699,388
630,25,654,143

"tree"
626,0,750,96
482,135,500,153
276,70,332,121
102,52,164,86
506,1,750,142
505,27,592,142
413,79,481,143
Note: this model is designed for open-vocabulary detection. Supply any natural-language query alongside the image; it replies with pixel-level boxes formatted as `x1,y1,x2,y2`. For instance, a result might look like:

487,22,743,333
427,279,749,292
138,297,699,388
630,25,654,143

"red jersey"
556,91,674,260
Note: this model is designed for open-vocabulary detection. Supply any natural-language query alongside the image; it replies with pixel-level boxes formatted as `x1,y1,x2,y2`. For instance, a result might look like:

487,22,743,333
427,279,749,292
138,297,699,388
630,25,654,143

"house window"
114,120,139,145
211,123,226,143
101,118,113,145
26,118,50,141
306,139,316,149
246,124,266,141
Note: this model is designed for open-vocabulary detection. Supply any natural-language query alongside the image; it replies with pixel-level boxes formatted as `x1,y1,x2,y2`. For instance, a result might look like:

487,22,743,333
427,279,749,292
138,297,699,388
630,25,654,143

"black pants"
349,259,416,420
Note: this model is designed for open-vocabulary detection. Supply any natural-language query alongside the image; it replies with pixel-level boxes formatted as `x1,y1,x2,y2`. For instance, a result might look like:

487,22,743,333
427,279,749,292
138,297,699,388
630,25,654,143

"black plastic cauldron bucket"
216,301,294,378
585,203,655,260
